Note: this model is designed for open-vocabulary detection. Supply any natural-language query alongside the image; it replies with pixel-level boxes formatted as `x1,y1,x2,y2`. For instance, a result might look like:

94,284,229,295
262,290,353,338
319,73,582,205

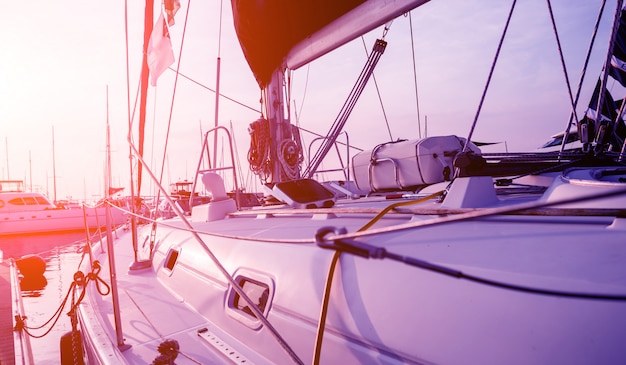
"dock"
0,260,15,364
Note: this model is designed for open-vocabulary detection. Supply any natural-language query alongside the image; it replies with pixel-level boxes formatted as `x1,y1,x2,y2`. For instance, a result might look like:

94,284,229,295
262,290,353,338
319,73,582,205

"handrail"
189,126,241,210
306,131,351,181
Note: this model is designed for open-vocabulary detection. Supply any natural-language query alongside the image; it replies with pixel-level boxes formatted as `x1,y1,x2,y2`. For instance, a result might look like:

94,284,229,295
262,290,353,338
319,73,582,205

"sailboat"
69,1,626,364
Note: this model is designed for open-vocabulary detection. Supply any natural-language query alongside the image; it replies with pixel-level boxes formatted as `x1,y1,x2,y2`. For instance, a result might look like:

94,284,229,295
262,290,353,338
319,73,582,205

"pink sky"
0,0,614,202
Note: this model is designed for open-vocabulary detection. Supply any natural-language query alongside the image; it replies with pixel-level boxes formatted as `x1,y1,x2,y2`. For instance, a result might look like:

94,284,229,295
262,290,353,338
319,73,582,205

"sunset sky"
0,0,617,202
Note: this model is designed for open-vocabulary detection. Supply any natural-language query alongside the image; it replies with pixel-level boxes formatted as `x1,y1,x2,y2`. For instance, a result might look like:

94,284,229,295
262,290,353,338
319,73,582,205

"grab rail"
189,126,241,209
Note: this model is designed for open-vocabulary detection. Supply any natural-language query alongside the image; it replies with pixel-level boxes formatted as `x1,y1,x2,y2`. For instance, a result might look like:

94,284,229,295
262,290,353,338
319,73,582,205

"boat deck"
79,232,263,364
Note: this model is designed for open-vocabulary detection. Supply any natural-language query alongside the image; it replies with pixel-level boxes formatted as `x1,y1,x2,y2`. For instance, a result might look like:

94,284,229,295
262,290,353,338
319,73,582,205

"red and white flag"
147,13,175,86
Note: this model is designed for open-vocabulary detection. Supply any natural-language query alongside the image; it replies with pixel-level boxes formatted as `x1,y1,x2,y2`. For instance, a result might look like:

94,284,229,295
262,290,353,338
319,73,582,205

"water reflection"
20,274,48,295
0,231,90,364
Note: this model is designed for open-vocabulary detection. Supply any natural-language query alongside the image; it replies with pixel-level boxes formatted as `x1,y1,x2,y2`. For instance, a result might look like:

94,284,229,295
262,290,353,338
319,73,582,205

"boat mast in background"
52,126,57,202
213,0,224,169
4,137,8,180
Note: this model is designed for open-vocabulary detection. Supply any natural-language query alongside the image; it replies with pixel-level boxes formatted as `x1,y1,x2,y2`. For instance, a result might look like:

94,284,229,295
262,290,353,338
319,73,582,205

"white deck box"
352,135,480,191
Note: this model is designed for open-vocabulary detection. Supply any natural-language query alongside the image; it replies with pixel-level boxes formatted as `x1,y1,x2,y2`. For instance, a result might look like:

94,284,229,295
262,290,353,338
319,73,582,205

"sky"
0,0,617,202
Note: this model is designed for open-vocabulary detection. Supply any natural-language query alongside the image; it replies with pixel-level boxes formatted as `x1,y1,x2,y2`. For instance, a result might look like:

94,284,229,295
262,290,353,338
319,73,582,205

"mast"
213,0,223,169
4,137,8,179
106,87,112,198
29,150,32,191
233,0,431,185
264,69,301,183
137,0,154,196
127,0,154,269
52,126,57,202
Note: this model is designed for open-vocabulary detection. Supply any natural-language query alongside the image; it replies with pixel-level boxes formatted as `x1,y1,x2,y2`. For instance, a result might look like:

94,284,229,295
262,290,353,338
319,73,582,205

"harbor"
0,232,92,364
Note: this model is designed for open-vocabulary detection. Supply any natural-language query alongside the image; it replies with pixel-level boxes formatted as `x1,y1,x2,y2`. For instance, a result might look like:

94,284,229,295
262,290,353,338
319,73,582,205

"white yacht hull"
76,172,626,364
0,207,127,236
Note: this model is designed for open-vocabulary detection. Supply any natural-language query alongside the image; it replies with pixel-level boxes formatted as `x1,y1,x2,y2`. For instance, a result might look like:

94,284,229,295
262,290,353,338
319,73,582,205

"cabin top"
0,180,25,193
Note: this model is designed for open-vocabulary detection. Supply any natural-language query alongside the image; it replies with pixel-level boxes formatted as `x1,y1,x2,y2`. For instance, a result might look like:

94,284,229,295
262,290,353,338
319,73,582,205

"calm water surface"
0,231,95,364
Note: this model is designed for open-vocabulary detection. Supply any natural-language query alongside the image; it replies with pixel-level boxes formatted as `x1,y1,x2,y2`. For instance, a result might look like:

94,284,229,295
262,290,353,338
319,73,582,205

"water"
0,232,92,364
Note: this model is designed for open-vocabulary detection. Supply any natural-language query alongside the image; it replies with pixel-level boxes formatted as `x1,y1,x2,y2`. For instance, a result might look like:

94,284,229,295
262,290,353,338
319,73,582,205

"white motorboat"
70,1,626,364
0,180,127,236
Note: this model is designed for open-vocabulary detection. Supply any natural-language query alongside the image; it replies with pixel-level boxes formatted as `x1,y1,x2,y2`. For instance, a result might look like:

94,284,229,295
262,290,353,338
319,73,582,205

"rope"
312,191,444,364
317,232,626,301
247,118,272,181
310,185,626,361
17,261,110,339
278,139,303,180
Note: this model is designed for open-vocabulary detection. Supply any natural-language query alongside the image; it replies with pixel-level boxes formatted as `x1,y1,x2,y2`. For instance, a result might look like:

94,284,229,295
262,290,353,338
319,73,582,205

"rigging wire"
545,0,580,141
110,180,626,246
328,186,626,241
166,67,261,113
463,0,517,154
594,0,624,151
407,11,422,139
304,38,388,178
295,64,311,127
156,0,191,202
105,179,626,365
121,1,301,362
360,35,393,141
557,0,607,156
128,145,304,364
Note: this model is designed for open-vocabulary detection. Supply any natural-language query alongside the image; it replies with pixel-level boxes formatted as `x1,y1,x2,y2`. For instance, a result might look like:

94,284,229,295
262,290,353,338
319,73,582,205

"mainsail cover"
231,0,364,88
231,0,430,88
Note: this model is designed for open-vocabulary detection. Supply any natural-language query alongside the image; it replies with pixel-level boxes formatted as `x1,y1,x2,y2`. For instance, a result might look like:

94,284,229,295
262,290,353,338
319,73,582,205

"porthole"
226,269,274,329
232,278,269,317
164,249,179,271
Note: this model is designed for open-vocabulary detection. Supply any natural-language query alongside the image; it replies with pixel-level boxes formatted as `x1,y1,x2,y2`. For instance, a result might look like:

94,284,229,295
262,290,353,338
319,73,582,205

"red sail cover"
231,0,365,88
